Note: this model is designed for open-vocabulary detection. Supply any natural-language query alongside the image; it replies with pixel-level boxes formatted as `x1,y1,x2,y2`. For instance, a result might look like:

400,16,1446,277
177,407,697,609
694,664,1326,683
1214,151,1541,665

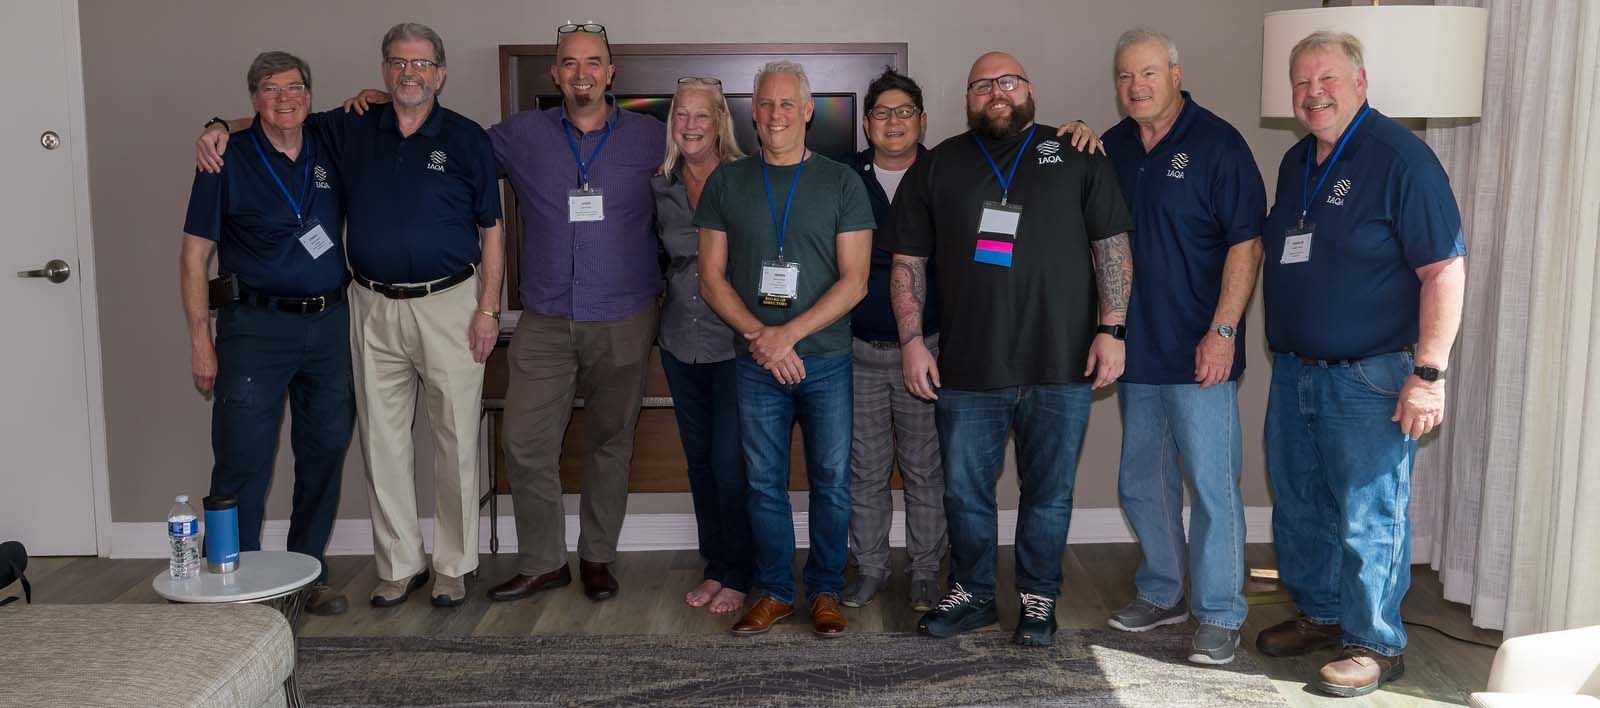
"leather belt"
1289,346,1413,368
353,265,474,300
236,287,344,314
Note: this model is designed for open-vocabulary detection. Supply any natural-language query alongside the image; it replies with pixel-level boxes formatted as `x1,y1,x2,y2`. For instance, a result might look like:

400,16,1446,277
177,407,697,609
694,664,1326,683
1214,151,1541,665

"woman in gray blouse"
651,78,753,616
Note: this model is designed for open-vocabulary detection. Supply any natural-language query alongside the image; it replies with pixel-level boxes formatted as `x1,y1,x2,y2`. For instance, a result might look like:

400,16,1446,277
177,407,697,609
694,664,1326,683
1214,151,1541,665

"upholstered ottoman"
0,603,293,708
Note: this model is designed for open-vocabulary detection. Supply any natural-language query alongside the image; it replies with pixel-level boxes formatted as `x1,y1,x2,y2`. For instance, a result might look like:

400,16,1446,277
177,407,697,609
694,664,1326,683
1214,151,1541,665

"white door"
0,0,99,554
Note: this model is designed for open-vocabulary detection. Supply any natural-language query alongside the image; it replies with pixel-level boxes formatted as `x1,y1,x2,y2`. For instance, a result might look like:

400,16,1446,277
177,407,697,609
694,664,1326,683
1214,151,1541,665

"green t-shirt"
693,153,876,358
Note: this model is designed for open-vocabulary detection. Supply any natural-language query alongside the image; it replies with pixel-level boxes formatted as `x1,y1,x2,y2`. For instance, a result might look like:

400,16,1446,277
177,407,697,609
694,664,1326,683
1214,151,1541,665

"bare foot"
707,587,746,615
685,579,722,608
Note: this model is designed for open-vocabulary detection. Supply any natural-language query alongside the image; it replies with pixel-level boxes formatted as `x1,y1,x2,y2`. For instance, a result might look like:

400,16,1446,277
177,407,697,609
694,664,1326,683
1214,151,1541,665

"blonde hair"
1290,30,1365,75
660,79,744,176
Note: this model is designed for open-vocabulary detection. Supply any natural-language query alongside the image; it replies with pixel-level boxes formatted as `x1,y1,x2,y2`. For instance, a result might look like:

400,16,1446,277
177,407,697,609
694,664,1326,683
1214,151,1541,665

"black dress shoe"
580,560,618,601
486,565,571,602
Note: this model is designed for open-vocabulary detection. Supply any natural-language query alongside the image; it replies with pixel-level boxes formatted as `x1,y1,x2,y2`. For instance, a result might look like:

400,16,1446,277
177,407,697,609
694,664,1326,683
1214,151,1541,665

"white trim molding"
111,506,1276,559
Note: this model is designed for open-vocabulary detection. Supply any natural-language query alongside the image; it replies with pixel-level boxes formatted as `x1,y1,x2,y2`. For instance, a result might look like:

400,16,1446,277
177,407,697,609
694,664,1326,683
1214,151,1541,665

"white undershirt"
873,164,909,202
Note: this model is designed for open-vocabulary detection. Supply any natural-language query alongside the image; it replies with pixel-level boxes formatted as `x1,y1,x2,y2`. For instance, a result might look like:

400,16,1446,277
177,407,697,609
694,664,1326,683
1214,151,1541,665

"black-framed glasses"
967,74,1029,95
384,57,439,72
256,83,308,99
677,76,722,86
557,22,607,38
867,105,921,121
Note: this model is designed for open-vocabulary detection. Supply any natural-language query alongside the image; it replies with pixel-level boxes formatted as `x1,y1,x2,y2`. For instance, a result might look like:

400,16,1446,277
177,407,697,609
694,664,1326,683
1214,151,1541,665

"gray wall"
84,0,1311,523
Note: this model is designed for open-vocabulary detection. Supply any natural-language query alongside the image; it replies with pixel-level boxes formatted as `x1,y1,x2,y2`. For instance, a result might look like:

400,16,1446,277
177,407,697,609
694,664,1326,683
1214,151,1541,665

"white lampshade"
1261,5,1488,118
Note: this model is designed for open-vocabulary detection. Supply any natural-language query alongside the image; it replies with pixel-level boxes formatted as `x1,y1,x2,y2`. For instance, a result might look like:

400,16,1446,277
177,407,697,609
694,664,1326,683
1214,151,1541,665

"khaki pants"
349,275,485,581
502,301,657,576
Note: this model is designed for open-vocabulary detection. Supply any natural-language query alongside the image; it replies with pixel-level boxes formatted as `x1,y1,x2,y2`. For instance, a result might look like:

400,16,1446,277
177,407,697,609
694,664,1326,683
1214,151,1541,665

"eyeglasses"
384,57,440,72
677,76,722,86
867,105,921,121
557,21,607,38
966,74,1030,95
256,84,308,99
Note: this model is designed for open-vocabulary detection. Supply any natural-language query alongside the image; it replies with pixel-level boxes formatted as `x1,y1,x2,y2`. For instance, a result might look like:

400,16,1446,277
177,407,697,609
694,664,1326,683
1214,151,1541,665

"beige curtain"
1416,0,1600,636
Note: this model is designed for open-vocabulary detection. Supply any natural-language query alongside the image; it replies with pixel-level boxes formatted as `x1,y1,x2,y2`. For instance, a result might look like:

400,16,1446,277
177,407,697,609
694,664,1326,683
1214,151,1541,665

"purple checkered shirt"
488,101,665,321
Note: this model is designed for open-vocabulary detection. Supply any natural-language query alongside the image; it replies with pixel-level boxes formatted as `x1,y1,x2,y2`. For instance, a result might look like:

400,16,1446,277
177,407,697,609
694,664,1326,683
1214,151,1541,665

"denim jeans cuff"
765,590,794,606
1195,618,1244,631
806,591,840,604
1343,639,1404,657
1135,592,1182,611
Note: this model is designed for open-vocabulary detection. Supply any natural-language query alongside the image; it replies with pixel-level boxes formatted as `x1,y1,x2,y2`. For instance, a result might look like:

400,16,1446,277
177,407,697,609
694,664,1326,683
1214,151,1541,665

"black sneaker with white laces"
917,583,998,638
1014,592,1058,646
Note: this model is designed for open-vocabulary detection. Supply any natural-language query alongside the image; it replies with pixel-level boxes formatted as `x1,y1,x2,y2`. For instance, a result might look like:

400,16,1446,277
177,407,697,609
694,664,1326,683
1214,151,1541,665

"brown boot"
731,596,794,636
579,560,619,601
1317,646,1404,697
810,594,847,637
1255,613,1343,657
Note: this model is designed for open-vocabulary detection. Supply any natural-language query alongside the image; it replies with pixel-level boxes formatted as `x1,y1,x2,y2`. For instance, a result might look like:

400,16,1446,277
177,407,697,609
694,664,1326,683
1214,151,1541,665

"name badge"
976,200,1022,268
1281,223,1314,265
298,220,333,260
759,258,800,308
568,187,605,222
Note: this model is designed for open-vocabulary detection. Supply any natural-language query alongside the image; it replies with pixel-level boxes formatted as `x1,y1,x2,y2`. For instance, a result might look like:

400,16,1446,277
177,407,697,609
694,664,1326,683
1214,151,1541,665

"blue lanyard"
973,123,1038,205
249,130,313,225
1300,104,1371,225
562,117,614,190
760,150,808,260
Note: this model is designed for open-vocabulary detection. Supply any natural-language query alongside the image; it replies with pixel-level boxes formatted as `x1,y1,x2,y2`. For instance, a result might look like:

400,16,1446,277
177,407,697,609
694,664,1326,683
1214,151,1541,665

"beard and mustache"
967,95,1037,140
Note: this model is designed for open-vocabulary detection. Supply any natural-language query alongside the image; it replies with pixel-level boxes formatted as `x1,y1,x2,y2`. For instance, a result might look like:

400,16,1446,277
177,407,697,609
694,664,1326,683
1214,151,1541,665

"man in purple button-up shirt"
486,24,665,604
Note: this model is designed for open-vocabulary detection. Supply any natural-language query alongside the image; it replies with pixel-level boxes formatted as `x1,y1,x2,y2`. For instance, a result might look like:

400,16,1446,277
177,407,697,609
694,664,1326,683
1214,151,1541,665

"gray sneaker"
1189,624,1241,665
841,573,885,608
909,577,941,612
1107,597,1189,632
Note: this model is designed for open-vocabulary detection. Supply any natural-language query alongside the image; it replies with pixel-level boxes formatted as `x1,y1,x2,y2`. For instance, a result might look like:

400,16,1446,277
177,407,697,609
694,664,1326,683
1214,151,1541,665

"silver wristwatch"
1213,323,1236,339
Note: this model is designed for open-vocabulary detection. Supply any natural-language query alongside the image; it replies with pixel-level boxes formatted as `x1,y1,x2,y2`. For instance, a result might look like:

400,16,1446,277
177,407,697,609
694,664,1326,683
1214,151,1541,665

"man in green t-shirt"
694,60,875,639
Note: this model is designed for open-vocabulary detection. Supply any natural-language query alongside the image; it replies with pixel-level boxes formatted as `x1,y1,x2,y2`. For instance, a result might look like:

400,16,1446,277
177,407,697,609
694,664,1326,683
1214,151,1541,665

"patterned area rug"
297,626,1284,707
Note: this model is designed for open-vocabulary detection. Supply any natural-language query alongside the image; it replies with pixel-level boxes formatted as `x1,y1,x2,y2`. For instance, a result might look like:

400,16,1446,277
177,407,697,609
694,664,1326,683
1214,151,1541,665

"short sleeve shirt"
1101,93,1266,384
693,153,876,358
1262,105,1466,359
884,123,1133,390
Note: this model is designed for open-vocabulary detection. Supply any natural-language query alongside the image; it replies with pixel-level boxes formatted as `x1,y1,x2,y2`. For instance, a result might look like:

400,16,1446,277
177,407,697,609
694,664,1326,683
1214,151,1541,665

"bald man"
884,51,1133,647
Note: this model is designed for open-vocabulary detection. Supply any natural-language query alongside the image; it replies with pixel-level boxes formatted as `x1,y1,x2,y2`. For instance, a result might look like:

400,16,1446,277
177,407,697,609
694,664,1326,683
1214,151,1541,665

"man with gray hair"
1098,29,1266,666
198,21,505,609
1256,30,1465,696
695,59,875,637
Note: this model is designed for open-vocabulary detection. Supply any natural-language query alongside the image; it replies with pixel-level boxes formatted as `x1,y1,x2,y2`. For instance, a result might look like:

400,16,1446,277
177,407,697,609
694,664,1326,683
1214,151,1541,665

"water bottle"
168,495,200,579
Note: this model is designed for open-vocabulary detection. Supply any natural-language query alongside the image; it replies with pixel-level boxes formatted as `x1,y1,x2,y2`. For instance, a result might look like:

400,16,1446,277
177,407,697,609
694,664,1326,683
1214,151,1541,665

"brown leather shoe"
731,596,794,636
486,565,571,602
305,583,348,616
1316,646,1405,697
1255,613,1344,657
810,594,847,637
579,559,618,601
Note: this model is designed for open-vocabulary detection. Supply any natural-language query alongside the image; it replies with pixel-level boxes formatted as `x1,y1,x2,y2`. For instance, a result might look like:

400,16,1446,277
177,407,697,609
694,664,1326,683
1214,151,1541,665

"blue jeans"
1266,351,1417,656
937,383,1091,599
1117,382,1247,629
736,354,853,605
209,302,354,583
661,350,754,593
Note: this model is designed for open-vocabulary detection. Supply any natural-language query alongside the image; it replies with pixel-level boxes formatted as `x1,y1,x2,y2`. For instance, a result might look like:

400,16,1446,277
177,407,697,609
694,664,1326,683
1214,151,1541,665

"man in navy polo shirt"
1254,31,1465,697
1098,29,1266,666
182,51,352,617
201,22,504,609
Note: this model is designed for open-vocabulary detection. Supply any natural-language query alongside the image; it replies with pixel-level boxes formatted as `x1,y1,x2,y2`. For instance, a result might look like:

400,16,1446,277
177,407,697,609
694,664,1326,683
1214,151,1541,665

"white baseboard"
109,505,1275,559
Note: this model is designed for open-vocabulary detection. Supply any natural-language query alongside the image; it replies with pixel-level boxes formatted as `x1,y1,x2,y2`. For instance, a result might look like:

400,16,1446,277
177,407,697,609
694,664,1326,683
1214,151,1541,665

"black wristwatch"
204,116,228,132
1413,365,1446,382
1096,324,1126,341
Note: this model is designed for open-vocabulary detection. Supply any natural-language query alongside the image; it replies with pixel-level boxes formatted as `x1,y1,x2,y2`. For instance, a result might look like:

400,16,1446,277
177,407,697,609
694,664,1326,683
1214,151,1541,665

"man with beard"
885,51,1133,648
198,22,505,608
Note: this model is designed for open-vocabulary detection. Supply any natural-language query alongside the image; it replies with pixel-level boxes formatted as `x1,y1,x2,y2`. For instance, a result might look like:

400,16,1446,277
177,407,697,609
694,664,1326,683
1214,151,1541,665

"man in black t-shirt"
883,51,1134,648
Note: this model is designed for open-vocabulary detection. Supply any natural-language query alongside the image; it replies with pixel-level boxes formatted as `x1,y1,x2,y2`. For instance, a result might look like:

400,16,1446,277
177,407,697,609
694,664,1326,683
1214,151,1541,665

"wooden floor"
20,543,1500,707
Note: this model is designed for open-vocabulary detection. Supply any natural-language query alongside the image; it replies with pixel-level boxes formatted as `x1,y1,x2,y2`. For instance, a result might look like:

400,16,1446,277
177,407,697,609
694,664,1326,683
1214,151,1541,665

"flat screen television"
533,93,859,164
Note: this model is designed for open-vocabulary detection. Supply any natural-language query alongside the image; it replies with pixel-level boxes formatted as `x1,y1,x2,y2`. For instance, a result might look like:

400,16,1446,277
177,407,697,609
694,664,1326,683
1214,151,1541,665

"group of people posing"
183,19,1464,699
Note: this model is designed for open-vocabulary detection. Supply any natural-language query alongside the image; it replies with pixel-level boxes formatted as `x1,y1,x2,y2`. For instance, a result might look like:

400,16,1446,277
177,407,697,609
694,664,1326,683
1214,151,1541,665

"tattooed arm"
891,254,941,400
1085,232,1132,388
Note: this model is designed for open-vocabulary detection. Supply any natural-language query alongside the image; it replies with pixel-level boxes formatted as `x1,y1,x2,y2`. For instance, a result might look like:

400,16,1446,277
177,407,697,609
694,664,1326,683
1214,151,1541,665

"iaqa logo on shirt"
427,150,448,173
1327,178,1352,207
1167,152,1189,179
313,165,332,190
1036,140,1063,164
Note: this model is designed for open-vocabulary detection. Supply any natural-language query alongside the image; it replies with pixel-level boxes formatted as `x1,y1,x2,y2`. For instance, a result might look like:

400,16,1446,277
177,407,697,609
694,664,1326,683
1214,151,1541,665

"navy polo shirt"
1262,104,1465,360
183,116,346,296
311,102,501,284
847,146,939,343
1102,92,1266,384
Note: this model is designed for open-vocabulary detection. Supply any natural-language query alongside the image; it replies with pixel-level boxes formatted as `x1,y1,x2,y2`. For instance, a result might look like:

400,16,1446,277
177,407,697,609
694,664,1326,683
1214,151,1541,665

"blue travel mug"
203,494,240,573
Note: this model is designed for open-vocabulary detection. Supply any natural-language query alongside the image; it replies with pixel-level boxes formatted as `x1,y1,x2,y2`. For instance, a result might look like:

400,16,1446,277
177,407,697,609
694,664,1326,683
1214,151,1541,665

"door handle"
17,259,71,283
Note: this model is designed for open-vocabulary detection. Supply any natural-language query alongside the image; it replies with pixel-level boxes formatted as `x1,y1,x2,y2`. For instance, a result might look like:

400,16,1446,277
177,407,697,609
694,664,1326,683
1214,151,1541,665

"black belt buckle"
300,295,327,313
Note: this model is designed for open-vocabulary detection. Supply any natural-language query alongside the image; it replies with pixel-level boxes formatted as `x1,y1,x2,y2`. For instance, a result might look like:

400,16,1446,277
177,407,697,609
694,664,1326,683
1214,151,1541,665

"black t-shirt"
885,124,1133,390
